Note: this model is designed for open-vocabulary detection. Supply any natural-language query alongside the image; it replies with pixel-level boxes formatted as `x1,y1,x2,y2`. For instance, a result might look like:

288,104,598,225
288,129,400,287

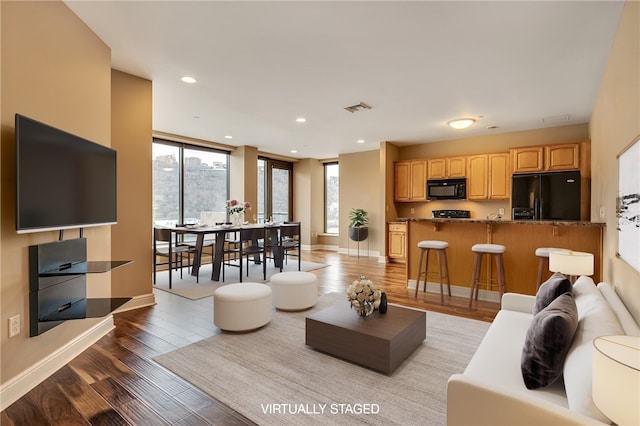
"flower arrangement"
226,199,251,215
346,275,381,317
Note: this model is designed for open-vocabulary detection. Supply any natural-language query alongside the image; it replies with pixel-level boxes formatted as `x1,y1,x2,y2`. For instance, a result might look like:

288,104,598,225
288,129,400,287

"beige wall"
590,1,640,322
339,150,382,256
293,158,324,247
111,70,153,298
1,1,112,383
230,145,258,214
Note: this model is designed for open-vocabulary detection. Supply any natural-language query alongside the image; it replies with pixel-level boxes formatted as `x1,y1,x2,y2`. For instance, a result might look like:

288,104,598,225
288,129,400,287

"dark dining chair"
278,222,301,272
223,227,267,282
153,227,199,288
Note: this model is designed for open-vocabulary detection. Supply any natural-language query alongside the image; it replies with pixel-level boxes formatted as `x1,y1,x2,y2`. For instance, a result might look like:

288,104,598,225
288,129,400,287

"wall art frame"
617,135,640,271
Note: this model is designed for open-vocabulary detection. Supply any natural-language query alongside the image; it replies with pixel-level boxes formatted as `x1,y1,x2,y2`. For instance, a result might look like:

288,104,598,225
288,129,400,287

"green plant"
348,208,369,228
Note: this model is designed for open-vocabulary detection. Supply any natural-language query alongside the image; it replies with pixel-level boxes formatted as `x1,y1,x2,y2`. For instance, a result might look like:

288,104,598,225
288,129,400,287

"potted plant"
348,208,369,242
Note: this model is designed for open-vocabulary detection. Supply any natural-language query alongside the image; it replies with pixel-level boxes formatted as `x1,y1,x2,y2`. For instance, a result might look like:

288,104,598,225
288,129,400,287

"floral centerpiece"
346,275,382,317
226,199,251,225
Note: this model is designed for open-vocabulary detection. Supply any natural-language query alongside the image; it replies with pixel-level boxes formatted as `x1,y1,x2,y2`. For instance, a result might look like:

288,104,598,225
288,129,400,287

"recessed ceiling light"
447,118,475,129
296,117,306,123
224,135,233,139
290,150,298,154
181,76,196,84
357,139,365,144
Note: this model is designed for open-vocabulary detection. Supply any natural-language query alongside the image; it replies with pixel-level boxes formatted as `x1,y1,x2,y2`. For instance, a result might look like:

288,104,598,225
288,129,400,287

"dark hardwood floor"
1,250,499,425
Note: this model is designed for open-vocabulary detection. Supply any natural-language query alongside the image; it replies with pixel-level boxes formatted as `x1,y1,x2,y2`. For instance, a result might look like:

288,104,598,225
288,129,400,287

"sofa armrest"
500,293,535,313
447,374,607,426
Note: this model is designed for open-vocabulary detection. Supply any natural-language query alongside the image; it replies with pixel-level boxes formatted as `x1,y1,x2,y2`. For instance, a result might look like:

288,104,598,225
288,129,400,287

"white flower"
346,276,382,312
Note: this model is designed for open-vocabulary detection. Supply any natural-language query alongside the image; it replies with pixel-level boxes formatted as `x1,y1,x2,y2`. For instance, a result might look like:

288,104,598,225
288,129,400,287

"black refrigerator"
511,171,581,220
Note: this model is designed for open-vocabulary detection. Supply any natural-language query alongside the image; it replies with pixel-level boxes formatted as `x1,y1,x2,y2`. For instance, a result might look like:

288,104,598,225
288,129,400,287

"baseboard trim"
407,279,501,304
0,316,115,412
114,292,156,313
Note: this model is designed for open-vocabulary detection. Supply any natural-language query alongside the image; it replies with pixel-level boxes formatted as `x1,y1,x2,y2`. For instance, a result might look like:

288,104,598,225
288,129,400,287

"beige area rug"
153,260,329,300
154,292,489,425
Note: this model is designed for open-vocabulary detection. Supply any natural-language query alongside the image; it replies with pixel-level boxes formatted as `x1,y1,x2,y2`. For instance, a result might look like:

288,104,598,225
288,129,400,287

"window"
325,162,339,234
153,139,229,227
258,157,293,223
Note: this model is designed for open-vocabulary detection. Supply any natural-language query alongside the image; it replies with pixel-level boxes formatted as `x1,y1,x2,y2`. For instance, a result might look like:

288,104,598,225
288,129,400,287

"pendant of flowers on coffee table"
347,275,382,317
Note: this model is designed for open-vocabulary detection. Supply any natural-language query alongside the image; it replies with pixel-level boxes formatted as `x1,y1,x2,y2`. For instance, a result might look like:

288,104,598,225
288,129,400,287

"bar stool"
469,243,506,307
415,240,451,303
535,247,569,290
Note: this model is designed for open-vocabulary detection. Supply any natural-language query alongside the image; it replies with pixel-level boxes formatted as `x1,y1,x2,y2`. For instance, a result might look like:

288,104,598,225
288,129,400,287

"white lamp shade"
593,335,640,425
549,250,594,276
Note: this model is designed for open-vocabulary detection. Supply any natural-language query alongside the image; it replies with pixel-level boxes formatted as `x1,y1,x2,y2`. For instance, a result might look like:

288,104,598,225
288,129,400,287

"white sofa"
447,276,640,426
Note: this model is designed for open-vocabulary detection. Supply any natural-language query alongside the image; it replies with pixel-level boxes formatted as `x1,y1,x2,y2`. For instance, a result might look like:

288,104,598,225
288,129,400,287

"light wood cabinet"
467,155,488,200
512,143,580,173
427,156,466,179
512,146,544,173
467,153,510,200
545,143,579,171
394,160,427,202
427,158,447,179
488,153,510,199
388,222,407,262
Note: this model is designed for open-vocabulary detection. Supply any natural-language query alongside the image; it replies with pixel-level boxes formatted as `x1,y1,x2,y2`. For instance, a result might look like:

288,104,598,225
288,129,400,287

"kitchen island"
399,218,604,297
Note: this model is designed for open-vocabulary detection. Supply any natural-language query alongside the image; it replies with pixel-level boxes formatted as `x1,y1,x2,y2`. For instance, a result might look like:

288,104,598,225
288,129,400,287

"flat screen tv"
15,114,117,233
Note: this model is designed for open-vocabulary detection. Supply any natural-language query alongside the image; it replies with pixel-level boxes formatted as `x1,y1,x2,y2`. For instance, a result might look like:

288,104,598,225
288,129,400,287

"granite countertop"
397,217,605,227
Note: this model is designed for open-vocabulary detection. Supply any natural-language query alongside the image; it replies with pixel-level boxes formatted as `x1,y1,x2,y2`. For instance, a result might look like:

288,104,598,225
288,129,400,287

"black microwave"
427,178,467,200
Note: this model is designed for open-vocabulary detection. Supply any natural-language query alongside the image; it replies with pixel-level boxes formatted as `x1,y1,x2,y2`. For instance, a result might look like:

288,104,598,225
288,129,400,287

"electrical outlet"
498,208,505,216
9,315,20,338
599,206,606,218
410,208,415,214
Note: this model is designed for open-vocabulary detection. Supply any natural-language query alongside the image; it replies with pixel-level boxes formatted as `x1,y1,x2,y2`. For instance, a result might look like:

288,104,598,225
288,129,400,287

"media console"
29,237,131,336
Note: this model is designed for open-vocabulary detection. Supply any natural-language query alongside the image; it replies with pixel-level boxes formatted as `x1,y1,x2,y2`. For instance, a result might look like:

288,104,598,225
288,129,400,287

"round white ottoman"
213,282,272,331
270,271,318,311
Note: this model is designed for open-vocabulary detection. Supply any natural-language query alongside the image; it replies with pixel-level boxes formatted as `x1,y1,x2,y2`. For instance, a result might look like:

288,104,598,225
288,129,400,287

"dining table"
172,223,285,281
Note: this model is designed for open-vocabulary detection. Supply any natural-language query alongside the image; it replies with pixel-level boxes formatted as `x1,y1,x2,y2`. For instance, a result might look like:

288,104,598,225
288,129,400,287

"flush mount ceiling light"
224,135,232,139
296,117,306,123
180,76,196,84
357,139,365,144
447,118,475,129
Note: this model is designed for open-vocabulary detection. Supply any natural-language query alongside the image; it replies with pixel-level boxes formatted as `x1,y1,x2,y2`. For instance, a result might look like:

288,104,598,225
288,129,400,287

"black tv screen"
15,114,117,233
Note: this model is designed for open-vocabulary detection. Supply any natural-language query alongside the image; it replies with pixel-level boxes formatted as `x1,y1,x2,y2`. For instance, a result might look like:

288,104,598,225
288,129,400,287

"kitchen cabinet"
488,153,510,199
388,222,407,262
545,143,580,171
511,146,544,173
512,143,580,173
395,160,427,202
467,153,510,200
427,156,466,179
467,155,488,200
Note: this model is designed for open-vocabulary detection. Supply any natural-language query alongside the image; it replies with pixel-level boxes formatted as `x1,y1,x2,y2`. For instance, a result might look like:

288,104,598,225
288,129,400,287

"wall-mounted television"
15,114,117,234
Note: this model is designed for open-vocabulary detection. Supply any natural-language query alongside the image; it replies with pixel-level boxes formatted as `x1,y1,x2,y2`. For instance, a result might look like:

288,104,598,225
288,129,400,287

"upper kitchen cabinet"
467,153,510,200
511,146,544,173
427,156,466,179
545,143,580,171
395,160,427,202
511,143,580,173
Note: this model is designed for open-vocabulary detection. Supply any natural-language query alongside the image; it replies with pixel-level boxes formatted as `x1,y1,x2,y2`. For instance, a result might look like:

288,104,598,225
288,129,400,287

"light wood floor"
1,250,499,425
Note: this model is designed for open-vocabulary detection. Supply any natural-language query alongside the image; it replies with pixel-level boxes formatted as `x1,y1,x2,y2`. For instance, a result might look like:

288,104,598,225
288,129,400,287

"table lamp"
549,250,594,283
593,335,640,425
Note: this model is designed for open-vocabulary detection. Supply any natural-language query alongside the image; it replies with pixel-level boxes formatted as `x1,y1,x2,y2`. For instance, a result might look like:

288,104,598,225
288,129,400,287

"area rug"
153,260,329,300
154,293,489,425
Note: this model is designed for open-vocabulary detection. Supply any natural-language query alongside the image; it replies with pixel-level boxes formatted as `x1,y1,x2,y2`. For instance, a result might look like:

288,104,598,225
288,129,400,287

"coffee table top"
306,302,426,340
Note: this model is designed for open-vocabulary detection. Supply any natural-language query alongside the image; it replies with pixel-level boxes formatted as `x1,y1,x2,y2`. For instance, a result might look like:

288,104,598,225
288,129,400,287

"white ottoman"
270,271,318,311
213,282,272,331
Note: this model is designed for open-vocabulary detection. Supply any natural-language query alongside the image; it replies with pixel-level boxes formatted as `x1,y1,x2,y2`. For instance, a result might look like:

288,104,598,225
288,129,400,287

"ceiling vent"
542,114,571,125
344,102,372,113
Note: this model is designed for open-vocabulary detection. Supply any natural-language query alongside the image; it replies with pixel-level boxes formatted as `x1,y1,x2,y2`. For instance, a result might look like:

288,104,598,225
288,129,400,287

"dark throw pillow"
533,272,572,315
521,293,578,390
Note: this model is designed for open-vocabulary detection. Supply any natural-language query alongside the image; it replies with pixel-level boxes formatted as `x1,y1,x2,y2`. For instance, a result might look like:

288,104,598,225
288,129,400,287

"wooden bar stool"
415,240,451,303
469,243,506,307
535,247,568,290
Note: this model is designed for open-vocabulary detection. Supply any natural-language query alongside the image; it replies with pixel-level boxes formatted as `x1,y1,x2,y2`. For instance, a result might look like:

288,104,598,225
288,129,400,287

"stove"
432,209,471,219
